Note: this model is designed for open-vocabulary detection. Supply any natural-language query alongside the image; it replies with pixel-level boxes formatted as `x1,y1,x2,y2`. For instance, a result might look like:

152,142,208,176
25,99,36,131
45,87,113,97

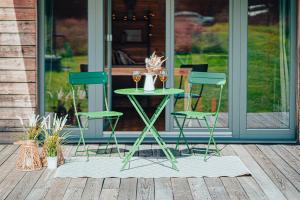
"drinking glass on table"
132,71,141,91
159,69,168,90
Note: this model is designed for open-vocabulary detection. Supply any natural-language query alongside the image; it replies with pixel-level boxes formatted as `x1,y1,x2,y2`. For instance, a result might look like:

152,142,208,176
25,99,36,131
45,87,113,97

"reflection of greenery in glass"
45,56,88,113
174,23,229,113
248,24,289,113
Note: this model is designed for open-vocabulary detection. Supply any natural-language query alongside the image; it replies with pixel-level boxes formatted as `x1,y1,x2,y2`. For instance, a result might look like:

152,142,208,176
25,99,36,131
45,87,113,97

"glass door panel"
173,0,229,129
44,0,88,127
247,0,291,129
104,0,166,132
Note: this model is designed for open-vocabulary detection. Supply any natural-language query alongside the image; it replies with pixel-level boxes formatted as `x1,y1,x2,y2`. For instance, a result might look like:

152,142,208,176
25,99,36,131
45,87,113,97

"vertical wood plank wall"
0,0,37,143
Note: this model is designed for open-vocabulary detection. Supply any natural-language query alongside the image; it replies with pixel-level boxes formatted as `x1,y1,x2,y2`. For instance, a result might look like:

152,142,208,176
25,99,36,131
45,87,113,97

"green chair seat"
77,111,123,118
171,111,215,119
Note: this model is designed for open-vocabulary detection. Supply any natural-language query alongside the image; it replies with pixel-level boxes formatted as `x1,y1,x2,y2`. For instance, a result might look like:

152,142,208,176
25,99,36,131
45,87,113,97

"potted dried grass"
15,114,43,171
41,114,68,169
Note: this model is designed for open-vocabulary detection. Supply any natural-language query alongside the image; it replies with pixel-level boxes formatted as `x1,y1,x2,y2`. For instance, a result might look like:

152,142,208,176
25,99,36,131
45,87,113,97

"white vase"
144,73,157,92
47,157,58,169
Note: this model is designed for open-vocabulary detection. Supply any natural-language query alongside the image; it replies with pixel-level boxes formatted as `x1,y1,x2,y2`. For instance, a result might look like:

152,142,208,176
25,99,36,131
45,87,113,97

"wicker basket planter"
15,140,42,171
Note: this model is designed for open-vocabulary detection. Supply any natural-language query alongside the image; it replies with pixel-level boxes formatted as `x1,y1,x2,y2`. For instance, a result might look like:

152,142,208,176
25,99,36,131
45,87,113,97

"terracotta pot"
16,140,42,171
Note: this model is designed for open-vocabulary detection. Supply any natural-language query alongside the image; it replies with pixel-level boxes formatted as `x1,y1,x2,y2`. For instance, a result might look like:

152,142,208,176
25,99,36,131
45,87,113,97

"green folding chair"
69,72,123,158
171,72,226,161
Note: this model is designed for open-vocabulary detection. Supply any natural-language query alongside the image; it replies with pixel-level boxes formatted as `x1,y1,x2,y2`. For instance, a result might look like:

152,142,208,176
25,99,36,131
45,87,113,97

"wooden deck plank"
25,145,73,200
245,145,300,199
62,178,87,200
237,177,268,200
154,178,173,200
0,145,18,166
220,177,249,200
136,178,154,200
257,145,300,191
221,145,269,199
231,145,286,200
0,144,299,200
0,168,26,199
282,145,300,161
25,169,56,200
0,145,6,152
188,178,211,200
81,178,104,200
171,178,193,200
5,169,44,200
204,178,230,200
44,178,71,200
117,178,137,200
272,145,300,174
99,178,120,200
0,151,18,183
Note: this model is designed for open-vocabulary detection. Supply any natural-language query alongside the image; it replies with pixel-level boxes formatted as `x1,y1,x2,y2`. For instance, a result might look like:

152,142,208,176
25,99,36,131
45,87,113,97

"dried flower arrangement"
145,52,167,74
17,114,42,141
41,114,69,169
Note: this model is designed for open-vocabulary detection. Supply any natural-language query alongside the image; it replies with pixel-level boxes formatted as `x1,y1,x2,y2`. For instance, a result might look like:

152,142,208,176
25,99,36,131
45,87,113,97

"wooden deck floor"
0,144,299,200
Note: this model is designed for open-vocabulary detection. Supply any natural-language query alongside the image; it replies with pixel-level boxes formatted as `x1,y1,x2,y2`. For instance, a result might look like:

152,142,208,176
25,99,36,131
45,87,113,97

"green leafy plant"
17,114,42,141
42,114,69,157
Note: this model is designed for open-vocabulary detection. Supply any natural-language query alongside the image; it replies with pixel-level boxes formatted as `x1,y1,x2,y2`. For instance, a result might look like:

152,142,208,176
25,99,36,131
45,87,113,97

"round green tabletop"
114,88,184,96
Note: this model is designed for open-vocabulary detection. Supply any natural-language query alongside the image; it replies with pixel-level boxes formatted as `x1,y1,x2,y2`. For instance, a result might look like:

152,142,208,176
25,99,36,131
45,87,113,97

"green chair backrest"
69,72,109,112
187,72,226,114
69,72,107,85
189,72,226,86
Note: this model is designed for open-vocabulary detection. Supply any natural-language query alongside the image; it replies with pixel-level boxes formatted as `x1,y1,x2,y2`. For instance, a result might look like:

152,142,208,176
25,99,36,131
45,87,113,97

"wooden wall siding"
0,8,36,20
0,58,35,70
0,0,37,142
0,33,36,45
0,21,36,33
0,0,36,8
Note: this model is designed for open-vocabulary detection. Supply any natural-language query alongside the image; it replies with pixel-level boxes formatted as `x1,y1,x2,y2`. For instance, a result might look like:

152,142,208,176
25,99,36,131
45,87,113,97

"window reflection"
174,0,229,128
45,0,88,127
247,0,290,128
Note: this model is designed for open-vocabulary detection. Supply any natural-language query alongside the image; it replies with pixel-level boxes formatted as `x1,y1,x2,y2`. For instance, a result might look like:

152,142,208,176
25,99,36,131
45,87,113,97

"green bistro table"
114,88,184,170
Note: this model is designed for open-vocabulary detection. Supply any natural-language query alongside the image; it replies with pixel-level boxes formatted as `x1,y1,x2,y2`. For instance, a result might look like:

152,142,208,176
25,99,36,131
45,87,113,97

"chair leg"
174,116,191,153
75,119,89,160
203,117,220,161
106,117,121,158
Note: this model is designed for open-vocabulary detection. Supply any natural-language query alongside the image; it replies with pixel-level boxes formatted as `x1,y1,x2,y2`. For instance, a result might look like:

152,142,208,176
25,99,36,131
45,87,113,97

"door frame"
239,0,297,140
38,0,298,143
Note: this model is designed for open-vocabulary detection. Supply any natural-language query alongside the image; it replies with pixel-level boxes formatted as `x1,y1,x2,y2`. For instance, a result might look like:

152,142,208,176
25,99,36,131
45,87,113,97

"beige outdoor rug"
54,156,251,178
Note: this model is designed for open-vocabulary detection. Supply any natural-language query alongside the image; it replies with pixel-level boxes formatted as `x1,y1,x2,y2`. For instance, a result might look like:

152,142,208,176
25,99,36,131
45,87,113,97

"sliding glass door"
240,0,296,140
171,0,230,134
42,0,93,135
41,0,296,141
104,0,167,133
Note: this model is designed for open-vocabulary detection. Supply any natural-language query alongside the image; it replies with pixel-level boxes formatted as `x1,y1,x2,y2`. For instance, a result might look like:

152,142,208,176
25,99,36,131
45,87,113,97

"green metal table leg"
122,95,178,170
122,95,169,169
131,95,177,162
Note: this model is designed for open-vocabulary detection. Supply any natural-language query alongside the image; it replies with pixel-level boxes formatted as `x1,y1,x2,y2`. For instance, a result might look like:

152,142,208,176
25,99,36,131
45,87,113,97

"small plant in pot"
15,114,43,171
42,114,69,169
